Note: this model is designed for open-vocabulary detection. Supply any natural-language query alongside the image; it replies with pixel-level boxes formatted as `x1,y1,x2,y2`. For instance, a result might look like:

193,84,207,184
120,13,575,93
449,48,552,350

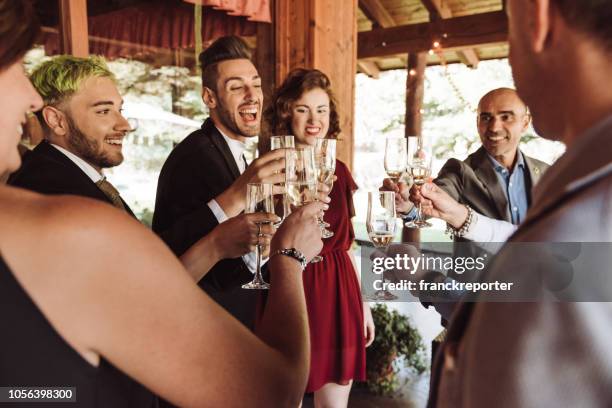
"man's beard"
217,101,260,138
65,114,123,169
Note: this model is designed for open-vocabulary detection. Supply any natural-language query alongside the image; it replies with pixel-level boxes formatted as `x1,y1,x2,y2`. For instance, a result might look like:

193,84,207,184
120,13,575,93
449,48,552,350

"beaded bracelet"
445,205,473,238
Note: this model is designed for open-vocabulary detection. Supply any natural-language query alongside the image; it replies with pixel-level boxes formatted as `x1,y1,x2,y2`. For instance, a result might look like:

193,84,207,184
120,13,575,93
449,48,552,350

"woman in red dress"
265,68,375,407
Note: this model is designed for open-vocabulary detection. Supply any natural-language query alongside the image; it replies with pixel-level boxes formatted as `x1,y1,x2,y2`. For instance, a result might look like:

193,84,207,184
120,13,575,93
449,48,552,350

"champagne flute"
270,135,295,150
384,136,407,183
405,137,433,229
285,147,323,263
242,183,273,290
270,135,295,226
314,138,336,239
366,191,398,301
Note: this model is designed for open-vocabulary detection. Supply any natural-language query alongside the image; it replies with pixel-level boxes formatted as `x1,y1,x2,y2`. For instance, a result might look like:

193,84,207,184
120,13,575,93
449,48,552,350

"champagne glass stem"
254,244,264,283
417,201,423,223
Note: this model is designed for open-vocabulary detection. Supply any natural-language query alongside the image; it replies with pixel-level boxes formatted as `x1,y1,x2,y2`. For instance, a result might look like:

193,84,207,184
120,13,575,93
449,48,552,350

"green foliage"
108,58,206,121
422,98,467,118
365,304,427,396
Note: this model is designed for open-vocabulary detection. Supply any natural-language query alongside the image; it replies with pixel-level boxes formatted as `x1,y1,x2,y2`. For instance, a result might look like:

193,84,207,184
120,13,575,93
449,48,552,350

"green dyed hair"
30,55,115,107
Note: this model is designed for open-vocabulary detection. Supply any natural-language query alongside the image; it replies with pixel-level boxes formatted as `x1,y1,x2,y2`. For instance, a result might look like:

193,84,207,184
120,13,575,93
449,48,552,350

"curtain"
43,0,269,59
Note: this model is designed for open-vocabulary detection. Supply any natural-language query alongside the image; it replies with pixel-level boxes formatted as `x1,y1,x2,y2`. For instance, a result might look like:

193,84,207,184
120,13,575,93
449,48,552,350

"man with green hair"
9,55,135,213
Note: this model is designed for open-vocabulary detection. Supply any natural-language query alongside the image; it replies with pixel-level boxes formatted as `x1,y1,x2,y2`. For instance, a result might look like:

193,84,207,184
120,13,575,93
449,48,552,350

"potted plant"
365,304,427,396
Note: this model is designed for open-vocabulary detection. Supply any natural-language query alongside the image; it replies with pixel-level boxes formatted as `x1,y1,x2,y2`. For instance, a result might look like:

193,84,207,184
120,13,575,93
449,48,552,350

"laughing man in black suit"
153,36,301,329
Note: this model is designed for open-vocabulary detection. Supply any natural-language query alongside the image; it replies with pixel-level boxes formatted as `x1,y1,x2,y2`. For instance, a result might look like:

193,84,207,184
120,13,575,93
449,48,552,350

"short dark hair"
552,0,612,51
199,36,252,92
0,0,40,71
264,68,341,139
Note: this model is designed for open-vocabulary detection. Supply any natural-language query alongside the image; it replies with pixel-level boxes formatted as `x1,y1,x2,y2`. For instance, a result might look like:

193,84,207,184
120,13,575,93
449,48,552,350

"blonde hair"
30,55,115,107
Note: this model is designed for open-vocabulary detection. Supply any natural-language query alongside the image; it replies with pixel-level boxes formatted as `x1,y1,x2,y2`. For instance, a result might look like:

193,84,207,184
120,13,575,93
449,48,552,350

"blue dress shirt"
487,151,528,224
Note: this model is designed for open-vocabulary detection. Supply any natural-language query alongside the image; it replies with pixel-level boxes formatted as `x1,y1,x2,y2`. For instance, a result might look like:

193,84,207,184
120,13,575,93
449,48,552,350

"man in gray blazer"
386,87,549,243
421,1,612,406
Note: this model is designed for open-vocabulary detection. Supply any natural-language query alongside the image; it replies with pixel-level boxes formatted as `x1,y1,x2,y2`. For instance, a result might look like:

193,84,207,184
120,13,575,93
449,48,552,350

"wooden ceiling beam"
357,60,380,78
358,11,507,59
358,0,395,28
357,0,394,74
457,48,480,68
420,0,451,20
420,1,480,68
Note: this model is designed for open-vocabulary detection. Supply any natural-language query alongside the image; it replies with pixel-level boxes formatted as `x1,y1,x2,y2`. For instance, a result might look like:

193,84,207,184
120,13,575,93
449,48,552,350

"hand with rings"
209,212,278,260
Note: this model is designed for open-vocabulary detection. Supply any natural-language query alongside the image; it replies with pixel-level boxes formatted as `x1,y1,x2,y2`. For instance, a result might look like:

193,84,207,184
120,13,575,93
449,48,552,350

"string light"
409,68,417,76
429,38,475,111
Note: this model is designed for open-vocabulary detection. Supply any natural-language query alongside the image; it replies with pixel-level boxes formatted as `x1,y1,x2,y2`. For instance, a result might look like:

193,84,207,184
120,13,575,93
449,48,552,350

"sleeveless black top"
0,255,157,407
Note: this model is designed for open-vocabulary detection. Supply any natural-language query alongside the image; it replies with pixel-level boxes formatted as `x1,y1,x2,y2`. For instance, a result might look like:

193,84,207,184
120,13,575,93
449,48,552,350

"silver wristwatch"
272,248,307,270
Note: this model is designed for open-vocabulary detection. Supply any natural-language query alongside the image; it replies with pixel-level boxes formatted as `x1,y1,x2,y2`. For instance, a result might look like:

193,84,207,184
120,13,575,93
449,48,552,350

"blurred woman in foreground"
0,1,322,406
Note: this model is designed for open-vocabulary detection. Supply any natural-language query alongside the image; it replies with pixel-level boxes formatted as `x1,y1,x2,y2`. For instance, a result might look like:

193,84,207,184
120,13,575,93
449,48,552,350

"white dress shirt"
206,127,261,273
463,211,518,243
50,144,104,183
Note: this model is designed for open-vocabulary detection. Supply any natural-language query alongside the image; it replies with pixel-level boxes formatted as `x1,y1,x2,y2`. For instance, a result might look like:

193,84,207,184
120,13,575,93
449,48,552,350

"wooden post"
403,52,427,243
58,0,89,57
268,0,357,169
255,1,277,153
405,53,426,139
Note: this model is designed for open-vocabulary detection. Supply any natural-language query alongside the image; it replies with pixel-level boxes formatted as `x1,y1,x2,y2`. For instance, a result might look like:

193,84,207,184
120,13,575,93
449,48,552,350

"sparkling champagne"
286,181,316,206
411,165,430,186
369,232,394,247
317,167,335,185
386,170,403,183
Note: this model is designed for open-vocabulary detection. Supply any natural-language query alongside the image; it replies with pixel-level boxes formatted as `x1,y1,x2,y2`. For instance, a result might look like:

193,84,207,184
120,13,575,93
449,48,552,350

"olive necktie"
95,178,127,211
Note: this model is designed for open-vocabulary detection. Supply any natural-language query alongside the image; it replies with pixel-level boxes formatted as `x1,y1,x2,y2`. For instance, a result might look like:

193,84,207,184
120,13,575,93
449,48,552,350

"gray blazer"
435,146,549,222
428,115,612,407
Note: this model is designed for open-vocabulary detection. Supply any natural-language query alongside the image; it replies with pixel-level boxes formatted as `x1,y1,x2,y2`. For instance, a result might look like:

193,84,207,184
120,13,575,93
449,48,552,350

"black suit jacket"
7,141,135,218
153,118,256,328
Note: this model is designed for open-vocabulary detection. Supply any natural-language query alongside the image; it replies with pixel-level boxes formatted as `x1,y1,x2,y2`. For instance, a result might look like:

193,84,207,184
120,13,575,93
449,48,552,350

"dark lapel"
523,152,543,204
471,147,511,222
34,141,136,218
203,119,241,180
35,141,109,197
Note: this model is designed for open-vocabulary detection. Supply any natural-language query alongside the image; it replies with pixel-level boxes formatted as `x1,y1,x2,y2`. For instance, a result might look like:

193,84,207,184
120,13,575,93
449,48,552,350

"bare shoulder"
0,185,186,305
0,187,189,312
1,186,162,259
0,185,198,360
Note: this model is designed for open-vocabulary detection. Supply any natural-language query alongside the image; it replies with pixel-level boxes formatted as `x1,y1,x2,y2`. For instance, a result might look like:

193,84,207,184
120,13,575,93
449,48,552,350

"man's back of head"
507,0,612,145
553,0,612,51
